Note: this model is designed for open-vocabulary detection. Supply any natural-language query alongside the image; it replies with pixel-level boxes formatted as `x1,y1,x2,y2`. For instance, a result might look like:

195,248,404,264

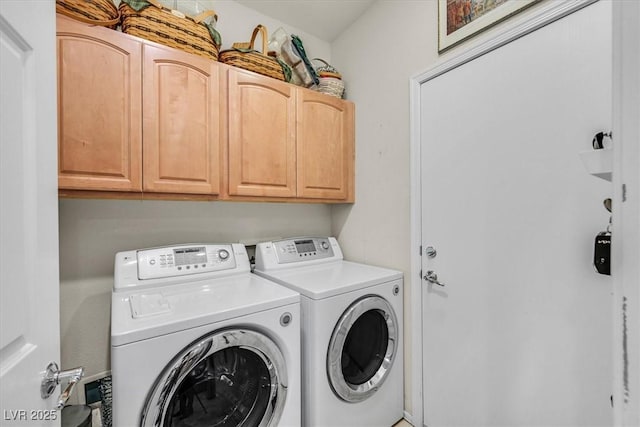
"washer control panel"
272,237,335,264
137,244,236,280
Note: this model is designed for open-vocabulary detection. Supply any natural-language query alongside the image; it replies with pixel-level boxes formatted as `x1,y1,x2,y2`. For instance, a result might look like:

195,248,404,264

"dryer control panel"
273,237,334,263
255,237,343,270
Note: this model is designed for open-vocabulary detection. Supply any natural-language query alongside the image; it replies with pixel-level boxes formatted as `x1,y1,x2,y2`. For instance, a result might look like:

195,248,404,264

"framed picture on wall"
439,0,541,52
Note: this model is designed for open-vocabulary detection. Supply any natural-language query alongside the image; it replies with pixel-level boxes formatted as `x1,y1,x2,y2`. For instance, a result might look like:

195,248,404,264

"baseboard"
403,410,415,426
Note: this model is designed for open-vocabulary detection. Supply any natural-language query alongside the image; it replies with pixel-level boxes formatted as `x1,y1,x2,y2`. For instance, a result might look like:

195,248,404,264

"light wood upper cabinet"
227,69,297,198
142,45,221,194
226,70,355,201
297,90,354,200
57,18,142,191
56,16,354,202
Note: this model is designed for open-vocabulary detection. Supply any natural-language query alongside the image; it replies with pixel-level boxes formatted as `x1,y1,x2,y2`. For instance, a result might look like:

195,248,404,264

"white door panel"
0,1,60,424
421,2,612,426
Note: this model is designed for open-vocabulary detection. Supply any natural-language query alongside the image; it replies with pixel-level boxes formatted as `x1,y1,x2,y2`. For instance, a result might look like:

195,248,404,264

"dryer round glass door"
327,295,398,402
141,329,287,427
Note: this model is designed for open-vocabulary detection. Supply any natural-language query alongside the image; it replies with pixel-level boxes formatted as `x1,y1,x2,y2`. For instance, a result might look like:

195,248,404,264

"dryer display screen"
174,247,207,266
295,240,316,253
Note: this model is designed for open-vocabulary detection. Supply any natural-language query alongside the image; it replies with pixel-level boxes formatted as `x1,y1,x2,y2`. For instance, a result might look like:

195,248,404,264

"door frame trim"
408,1,597,425
612,1,640,423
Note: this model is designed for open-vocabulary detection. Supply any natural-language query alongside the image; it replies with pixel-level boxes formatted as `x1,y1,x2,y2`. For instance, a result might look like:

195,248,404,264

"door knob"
424,270,445,287
41,362,84,409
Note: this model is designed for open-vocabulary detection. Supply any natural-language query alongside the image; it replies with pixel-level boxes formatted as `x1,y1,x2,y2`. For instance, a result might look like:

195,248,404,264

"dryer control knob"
218,249,230,261
321,241,329,250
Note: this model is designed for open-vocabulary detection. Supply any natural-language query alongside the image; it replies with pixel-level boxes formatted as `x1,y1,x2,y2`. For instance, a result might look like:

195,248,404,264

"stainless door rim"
141,328,288,427
327,295,398,403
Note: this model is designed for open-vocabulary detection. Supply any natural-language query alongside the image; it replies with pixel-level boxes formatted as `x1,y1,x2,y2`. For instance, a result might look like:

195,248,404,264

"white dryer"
111,243,301,427
254,237,404,427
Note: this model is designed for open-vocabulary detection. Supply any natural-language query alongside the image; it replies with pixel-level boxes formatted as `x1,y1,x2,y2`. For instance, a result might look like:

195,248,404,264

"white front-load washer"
111,243,301,427
254,237,404,427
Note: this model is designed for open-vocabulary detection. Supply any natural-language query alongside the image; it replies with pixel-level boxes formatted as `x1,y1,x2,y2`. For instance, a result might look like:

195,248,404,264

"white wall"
330,0,438,416
208,0,330,59
114,0,331,60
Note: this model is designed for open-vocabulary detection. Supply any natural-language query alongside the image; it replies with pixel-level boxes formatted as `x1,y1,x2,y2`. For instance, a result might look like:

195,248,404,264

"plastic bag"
268,28,316,87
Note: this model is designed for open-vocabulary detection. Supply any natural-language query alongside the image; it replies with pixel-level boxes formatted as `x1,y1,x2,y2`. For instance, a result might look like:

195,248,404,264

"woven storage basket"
119,0,220,61
219,25,286,81
313,58,345,98
56,0,120,29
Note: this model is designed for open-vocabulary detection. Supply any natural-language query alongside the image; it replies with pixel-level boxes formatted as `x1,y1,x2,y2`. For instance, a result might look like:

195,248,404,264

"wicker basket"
219,25,287,81
313,58,345,98
119,0,221,61
56,0,120,29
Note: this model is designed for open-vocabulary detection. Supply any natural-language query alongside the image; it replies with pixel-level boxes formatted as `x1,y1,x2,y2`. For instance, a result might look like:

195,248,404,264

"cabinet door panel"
57,19,142,191
143,45,221,194
228,70,296,197
297,90,354,200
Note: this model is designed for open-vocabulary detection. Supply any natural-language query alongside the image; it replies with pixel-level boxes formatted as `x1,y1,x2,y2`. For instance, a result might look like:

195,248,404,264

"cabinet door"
297,90,354,200
143,45,221,194
227,70,296,198
57,18,142,191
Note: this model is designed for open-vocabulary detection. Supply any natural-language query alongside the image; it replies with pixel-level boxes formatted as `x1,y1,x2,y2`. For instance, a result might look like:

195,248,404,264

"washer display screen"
174,247,207,266
295,240,316,253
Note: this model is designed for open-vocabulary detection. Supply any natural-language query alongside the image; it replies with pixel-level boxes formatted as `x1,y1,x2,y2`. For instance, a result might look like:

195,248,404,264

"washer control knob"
218,249,230,261
320,241,329,250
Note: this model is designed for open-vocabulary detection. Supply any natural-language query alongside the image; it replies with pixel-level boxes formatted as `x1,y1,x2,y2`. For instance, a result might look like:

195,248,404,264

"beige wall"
59,199,331,377
330,0,439,416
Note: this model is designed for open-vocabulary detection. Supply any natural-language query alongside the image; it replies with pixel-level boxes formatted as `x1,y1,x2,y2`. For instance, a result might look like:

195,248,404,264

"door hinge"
622,184,627,202
419,245,422,256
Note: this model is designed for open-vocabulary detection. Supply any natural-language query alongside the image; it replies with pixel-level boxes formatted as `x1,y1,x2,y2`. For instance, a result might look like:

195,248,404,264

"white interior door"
0,1,60,424
421,2,613,426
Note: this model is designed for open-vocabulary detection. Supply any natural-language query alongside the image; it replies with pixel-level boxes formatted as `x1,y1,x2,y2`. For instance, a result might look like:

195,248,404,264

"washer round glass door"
141,329,287,427
327,295,398,402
